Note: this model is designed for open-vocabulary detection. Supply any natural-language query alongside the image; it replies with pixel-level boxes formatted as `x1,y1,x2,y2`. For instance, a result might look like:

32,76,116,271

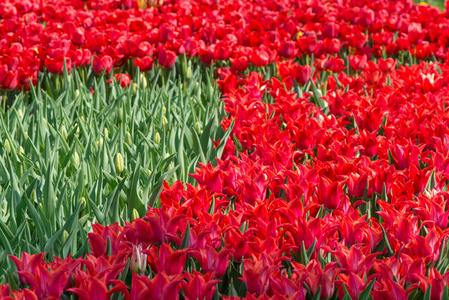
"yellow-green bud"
17,109,23,120
125,131,132,147
61,125,68,140
18,146,25,156
154,132,161,145
140,74,148,88
81,197,86,211
195,121,202,134
115,153,125,174
104,127,109,139
71,151,80,168
162,116,168,130
62,230,69,245
132,208,140,220
24,131,28,139
75,89,80,99
162,106,167,115
186,65,192,79
4,139,11,154
119,107,124,123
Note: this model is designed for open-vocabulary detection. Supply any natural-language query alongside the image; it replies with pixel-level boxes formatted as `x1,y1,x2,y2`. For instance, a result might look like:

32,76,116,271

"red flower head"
158,48,177,69
92,56,113,75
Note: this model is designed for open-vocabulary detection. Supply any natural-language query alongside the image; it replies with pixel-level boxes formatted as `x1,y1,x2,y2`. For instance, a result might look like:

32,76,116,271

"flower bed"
2,0,449,299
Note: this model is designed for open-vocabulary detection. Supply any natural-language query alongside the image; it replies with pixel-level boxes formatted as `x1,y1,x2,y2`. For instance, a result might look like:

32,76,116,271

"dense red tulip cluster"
3,0,449,299
0,0,449,91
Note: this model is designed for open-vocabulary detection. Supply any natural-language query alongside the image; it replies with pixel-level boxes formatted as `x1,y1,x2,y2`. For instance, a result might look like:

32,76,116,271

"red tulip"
158,48,177,69
189,245,233,278
67,276,129,300
278,40,297,59
92,55,114,75
250,49,269,67
230,56,249,72
349,55,367,72
146,243,187,275
181,271,220,300
317,177,344,210
45,56,72,75
130,272,183,300
292,64,312,86
378,58,396,73
108,73,131,88
135,56,155,72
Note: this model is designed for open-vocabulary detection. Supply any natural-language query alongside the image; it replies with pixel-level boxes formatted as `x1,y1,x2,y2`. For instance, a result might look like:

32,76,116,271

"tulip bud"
75,89,80,99
17,109,23,120
62,230,69,245
18,146,24,155
186,65,192,79
125,131,132,147
119,107,123,123
97,137,104,151
132,208,140,220
162,106,167,115
115,153,125,174
71,151,80,168
148,169,152,175
195,121,202,134
24,131,28,139
154,132,161,145
81,197,86,211
61,125,68,140
162,116,168,131
104,127,109,139
4,139,11,154
130,245,147,274
140,74,148,88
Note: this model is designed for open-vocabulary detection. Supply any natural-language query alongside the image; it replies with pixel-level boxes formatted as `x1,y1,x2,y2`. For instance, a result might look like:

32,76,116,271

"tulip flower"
92,56,114,75
158,49,177,69
181,271,220,300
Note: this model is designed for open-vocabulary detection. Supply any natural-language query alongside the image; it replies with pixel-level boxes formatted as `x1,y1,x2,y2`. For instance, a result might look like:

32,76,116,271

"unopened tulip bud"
115,153,125,174
104,127,109,139
119,107,123,123
140,74,148,88
162,106,167,115
162,116,168,130
71,151,80,168
61,125,68,140
132,208,140,220
62,230,69,245
75,89,80,99
4,139,11,154
18,146,24,155
97,137,104,151
130,245,147,274
81,197,86,211
125,131,132,147
186,65,192,79
24,131,28,139
195,121,202,134
17,109,23,120
154,132,161,145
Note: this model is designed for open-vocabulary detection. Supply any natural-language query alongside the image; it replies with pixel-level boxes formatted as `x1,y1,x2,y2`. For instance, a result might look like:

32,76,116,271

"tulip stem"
2,91,6,113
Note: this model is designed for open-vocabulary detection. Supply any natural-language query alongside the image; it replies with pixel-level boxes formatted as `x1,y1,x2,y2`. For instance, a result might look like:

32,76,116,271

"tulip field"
3,0,449,299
